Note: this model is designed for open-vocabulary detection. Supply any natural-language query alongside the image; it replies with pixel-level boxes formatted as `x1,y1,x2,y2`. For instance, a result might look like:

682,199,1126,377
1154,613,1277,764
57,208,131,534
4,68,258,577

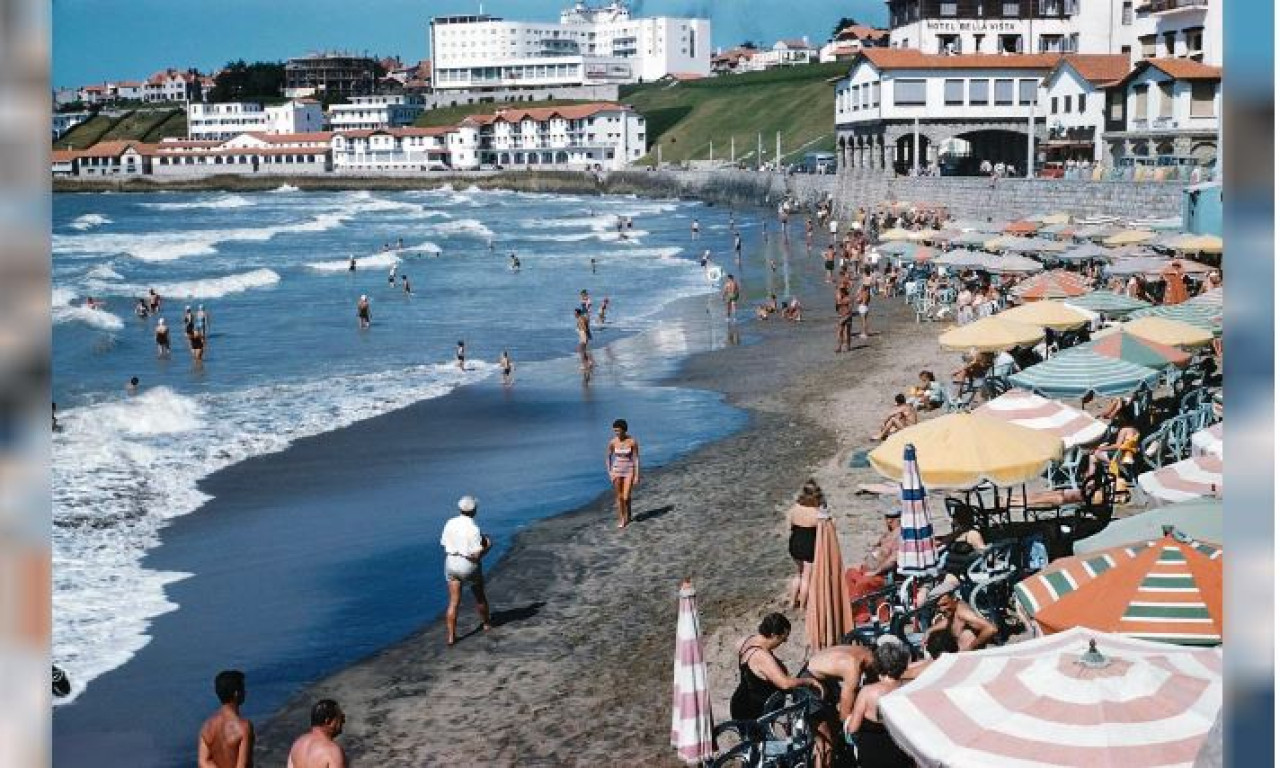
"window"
944,79,964,105
1190,82,1215,117
938,34,960,54
872,82,881,106
1139,35,1156,58
1078,93,1086,112
1039,35,1064,52
970,78,990,104
1121,0,1133,23
1018,79,1037,105
1063,94,1071,113
973,34,986,52
994,79,1014,105
999,34,1023,53
1158,82,1174,118
1121,45,1132,57
1109,91,1125,122
1163,32,1177,56
1003,1,1019,15
1186,27,1204,54
894,79,926,106
1037,0,1060,15
941,1,958,15
1051,96,1058,113
1133,84,1148,119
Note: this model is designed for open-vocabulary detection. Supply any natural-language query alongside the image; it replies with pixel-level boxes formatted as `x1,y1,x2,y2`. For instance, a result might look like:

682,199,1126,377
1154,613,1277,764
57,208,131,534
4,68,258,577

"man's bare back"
199,706,253,768
287,728,347,768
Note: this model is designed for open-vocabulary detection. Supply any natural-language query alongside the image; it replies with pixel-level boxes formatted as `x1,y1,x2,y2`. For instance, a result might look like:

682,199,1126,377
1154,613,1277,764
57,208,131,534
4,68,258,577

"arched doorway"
951,129,1037,176
893,133,932,175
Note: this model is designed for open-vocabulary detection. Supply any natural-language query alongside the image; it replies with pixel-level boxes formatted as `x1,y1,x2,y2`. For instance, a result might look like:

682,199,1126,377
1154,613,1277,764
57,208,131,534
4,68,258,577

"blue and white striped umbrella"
1065,290,1151,316
897,444,939,577
1009,350,1164,399
1130,303,1222,336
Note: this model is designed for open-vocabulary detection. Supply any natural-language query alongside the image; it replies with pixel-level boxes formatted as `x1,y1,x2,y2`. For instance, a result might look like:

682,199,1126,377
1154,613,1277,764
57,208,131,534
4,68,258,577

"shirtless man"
925,581,998,651
286,699,346,768
356,295,371,329
834,284,853,354
800,644,874,767
198,670,253,768
721,274,740,322
872,394,917,441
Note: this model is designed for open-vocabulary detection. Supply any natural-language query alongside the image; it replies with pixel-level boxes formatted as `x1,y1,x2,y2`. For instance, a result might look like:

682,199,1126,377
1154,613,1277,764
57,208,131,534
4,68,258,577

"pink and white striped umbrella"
976,389,1107,449
1138,455,1223,504
1191,423,1223,459
671,579,714,765
880,626,1223,768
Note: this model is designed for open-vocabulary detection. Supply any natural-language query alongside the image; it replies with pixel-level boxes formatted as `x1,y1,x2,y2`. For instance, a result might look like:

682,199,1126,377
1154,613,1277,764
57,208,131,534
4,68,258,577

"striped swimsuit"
609,441,636,480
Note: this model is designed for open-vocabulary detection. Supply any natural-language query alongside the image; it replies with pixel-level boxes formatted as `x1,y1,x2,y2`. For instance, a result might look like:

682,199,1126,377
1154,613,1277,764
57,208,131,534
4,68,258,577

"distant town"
52,0,1218,183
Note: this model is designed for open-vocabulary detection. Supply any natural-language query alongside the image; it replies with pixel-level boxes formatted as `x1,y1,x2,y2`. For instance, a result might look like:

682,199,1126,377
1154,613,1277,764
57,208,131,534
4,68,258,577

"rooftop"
853,49,1064,71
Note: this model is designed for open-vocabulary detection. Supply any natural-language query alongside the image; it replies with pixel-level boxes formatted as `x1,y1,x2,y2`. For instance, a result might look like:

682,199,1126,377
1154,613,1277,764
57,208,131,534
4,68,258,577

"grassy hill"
53,108,187,149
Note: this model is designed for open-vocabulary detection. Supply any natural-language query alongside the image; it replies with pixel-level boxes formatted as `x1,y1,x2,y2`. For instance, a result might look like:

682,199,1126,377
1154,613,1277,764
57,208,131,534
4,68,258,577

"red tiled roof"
854,49,1062,71
335,126,451,139
153,139,224,151
80,140,151,158
242,131,335,143
51,150,78,163
836,25,889,42
1050,54,1132,85
114,80,144,88
777,38,812,50
1146,58,1222,81
467,102,629,125
81,85,106,93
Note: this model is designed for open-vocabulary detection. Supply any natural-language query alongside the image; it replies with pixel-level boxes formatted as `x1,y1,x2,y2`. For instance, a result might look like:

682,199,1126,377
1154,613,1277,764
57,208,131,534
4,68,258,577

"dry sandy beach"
256,255,958,765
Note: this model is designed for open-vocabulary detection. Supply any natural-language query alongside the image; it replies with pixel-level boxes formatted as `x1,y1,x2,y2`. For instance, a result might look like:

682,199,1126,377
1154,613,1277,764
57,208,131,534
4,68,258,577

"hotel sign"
925,20,1020,31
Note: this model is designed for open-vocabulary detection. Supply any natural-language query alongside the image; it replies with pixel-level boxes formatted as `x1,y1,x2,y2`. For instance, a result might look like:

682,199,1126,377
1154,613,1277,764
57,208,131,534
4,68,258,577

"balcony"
1138,0,1207,13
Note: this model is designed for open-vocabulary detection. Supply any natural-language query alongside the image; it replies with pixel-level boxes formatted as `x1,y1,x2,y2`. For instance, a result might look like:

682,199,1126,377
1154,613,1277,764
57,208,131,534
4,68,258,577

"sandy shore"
255,256,958,765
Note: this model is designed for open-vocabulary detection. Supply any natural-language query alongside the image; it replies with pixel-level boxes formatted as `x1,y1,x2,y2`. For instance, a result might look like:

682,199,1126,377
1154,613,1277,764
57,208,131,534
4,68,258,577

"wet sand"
255,242,960,766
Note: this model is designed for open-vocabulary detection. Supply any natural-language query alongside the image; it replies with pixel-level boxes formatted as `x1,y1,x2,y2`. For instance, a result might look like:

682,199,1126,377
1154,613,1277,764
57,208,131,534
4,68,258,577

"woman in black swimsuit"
730,613,823,721
787,479,824,609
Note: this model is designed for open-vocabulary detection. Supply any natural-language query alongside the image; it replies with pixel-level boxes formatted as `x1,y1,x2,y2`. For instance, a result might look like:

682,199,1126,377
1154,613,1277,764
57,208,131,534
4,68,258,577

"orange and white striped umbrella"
1137,455,1223,503
1015,534,1223,646
1191,423,1223,459
1011,269,1092,301
976,388,1107,448
881,626,1222,768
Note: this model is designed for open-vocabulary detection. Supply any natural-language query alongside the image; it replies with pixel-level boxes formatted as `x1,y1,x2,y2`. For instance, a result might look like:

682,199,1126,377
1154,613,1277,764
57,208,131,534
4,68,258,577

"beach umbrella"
1064,289,1151,315
1191,422,1223,459
1111,316,1216,348
920,228,961,245
934,249,987,270
1004,237,1069,256
879,227,914,241
975,388,1106,448
1015,531,1223,645
982,234,1019,252
1130,304,1222,336
1138,455,1223,504
1003,220,1040,235
1009,351,1163,399
1058,243,1111,262
896,444,939,577
1075,331,1192,369
869,413,1063,489
946,231,992,249
1130,216,1185,231
805,509,853,651
938,316,1044,352
998,300,1091,330
1104,230,1157,246
906,228,934,241
1038,223,1071,236
1075,500,1223,554
878,240,917,256
980,253,1045,274
880,626,1223,767
1037,212,1072,225
950,218,1010,233
671,579,714,765
1010,270,1090,301
1077,214,1121,226
1074,224,1124,241
1187,287,1222,307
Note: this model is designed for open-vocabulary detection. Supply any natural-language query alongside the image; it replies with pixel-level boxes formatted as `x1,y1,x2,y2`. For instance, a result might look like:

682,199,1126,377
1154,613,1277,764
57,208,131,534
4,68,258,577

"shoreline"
254,248,960,764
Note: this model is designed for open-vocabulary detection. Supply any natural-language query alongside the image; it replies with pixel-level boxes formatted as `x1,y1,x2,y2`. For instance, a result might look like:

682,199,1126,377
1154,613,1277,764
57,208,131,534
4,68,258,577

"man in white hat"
440,495,492,646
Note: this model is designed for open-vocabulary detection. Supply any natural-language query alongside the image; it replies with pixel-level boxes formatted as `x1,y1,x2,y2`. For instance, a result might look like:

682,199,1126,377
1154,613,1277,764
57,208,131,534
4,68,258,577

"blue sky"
53,0,887,87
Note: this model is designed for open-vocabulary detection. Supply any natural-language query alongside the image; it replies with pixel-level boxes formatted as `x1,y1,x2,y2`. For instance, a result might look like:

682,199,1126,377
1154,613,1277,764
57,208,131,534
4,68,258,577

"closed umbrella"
939,316,1044,352
1075,331,1192,369
1011,270,1091,301
671,579,715,765
1074,500,1223,554
1065,289,1151,315
1138,455,1223,503
897,444,939,576
1118,315,1217,347
1130,304,1222,336
998,300,1091,330
881,627,1223,767
1191,423,1223,459
1104,230,1157,246
1016,532,1223,645
805,509,852,651
976,388,1107,448
1009,351,1163,399
869,413,1064,489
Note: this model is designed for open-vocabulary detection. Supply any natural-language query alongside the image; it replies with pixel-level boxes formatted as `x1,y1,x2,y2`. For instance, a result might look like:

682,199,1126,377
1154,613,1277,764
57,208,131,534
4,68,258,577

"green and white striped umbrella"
1009,350,1163,399
947,231,993,249
1130,303,1223,336
1065,290,1152,316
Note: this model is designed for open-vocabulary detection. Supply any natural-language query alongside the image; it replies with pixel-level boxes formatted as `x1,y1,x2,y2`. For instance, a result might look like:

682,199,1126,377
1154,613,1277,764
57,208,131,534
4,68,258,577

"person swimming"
402,275,412,295
456,340,466,371
348,255,356,272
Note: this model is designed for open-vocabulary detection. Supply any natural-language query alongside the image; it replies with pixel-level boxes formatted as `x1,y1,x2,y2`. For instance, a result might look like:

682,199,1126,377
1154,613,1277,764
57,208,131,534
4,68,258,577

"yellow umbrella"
1104,230,1157,246
1040,213,1071,225
869,413,1064,488
1171,234,1224,254
880,227,914,241
1113,316,1214,348
983,235,1018,251
906,229,934,241
997,300,1092,331
939,317,1045,352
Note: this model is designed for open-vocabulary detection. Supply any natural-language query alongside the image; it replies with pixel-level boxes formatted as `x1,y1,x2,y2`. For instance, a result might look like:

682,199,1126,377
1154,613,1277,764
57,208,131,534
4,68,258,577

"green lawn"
142,110,188,143
53,114,121,150
99,109,180,143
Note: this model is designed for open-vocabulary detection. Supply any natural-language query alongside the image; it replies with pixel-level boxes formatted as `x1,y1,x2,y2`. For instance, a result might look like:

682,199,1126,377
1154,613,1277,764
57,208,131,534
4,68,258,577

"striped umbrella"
880,627,1222,767
1065,290,1151,315
1191,423,1223,459
1074,331,1192,369
976,388,1107,448
1187,287,1222,307
897,444,939,577
1138,455,1223,504
998,300,1091,330
805,509,853,651
1130,304,1222,336
1009,351,1163,399
1011,270,1091,301
1113,316,1216,348
1075,500,1223,554
1015,532,1223,646
671,579,714,765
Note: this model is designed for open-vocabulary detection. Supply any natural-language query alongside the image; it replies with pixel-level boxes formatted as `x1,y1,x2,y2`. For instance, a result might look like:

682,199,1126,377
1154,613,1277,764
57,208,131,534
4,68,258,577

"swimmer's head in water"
130,377,139,386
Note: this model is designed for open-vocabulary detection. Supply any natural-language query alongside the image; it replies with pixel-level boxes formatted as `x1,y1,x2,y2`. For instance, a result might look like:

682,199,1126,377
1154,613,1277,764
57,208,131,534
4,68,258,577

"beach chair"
1045,445,1087,490
1140,413,1196,470
969,570,1020,645
889,599,940,660
847,583,900,645
712,697,816,768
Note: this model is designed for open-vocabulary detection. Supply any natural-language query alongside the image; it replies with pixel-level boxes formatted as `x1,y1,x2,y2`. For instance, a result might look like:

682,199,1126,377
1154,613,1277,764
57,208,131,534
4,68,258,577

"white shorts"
857,304,869,315
445,555,482,584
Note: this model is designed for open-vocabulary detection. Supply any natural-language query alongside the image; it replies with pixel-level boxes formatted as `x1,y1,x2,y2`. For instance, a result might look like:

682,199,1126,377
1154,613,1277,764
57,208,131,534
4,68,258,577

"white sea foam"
51,287,124,330
53,362,494,704
308,252,401,272
70,213,112,231
270,184,299,193
431,219,495,239
141,194,254,211
85,264,123,281
155,268,281,299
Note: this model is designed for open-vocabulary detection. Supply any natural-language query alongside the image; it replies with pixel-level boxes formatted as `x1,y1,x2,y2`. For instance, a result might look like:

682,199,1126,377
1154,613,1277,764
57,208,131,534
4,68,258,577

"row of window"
155,154,323,165
881,77,1039,107
1049,94,1089,114
890,0,1079,25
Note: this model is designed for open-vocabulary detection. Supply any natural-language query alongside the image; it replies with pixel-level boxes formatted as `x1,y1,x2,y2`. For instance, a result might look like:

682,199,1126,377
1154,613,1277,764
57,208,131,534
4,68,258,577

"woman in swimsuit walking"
605,419,639,529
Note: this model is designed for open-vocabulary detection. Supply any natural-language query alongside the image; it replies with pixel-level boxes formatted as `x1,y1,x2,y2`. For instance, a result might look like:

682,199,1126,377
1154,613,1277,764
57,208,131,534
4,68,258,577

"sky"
52,0,887,87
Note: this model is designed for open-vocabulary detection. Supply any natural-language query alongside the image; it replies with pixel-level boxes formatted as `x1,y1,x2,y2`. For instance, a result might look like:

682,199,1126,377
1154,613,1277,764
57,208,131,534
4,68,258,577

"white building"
820,25,890,63
1126,0,1220,66
742,38,817,71
331,127,452,171
143,69,204,103
188,101,325,140
53,112,91,140
108,80,146,101
835,49,1060,174
1102,56,1219,167
328,94,425,131
1040,54,1130,163
453,102,645,170
429,1,710,91
67,141,151,176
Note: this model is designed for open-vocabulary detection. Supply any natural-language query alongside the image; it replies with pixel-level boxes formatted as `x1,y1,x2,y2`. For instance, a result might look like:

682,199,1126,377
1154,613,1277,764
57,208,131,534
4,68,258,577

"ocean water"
52,185,788,763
